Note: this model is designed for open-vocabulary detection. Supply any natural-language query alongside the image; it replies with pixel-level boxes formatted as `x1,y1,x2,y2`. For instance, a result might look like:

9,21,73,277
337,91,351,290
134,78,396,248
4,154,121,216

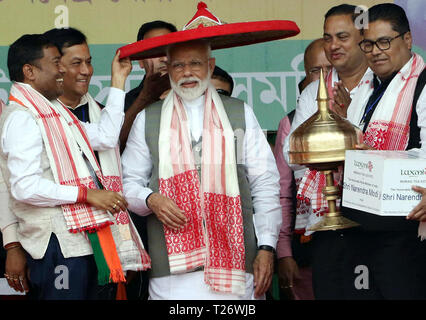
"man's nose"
58,62,66,75
182,63,193,76
330,37,340,50
80,62,90,75
371,43,382,56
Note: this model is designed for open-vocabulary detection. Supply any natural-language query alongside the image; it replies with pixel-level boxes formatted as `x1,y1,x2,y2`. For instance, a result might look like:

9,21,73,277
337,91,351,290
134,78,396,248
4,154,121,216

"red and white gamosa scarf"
9,82,151,278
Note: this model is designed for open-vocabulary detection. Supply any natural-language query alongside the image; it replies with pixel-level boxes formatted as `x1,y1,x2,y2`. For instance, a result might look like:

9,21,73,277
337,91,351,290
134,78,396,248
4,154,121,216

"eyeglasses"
169,59,207,73
216,88,231,97
358,32,406,53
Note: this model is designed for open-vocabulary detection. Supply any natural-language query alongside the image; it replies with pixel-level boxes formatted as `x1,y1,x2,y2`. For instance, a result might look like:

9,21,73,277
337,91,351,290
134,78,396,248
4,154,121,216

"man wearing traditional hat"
120,2,299,299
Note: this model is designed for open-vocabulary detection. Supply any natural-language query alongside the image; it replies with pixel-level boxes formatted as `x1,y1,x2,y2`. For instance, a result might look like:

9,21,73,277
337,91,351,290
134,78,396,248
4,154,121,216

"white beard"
170,71,211,101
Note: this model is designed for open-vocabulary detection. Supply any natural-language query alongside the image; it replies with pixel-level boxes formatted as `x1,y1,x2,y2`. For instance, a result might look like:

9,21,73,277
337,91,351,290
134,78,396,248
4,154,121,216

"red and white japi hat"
118,1,300,60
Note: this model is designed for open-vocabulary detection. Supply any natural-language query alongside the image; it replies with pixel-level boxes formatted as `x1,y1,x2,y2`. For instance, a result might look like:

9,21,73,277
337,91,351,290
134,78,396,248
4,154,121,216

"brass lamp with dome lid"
288,69,360,231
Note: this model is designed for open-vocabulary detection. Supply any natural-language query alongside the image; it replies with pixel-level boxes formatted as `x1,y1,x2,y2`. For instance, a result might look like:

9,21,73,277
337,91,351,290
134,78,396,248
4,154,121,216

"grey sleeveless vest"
144,95,257,278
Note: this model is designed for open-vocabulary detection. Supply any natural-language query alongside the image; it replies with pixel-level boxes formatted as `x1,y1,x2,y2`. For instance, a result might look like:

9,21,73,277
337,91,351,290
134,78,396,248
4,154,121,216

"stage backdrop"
0,0,424,130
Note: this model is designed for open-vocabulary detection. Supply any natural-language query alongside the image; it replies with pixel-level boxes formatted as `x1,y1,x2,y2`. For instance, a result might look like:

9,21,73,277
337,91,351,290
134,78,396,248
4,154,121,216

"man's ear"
22,64,36,82
403,31,412,51
209,57,216,74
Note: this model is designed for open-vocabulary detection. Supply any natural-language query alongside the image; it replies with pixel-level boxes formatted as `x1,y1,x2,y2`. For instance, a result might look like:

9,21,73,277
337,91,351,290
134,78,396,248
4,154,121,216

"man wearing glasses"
298,38,332,93
342,3,426,299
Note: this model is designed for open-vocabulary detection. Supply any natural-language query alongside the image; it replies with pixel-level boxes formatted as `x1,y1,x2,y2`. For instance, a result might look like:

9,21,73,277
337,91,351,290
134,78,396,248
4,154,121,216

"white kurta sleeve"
81,88,125,151
122,110,154,216
0,169,18,246
243,103,282,249
1,110,79,207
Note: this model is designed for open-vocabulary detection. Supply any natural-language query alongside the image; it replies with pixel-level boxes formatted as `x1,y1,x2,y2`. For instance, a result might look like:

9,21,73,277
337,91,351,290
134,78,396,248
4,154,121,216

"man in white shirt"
341,3,426,299
0,33,147,300
122,37,282,300
282,4,373,299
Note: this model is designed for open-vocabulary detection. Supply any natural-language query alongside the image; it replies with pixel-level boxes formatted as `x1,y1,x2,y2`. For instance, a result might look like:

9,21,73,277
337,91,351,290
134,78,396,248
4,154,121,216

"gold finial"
316,68,329,102
316,68,329,117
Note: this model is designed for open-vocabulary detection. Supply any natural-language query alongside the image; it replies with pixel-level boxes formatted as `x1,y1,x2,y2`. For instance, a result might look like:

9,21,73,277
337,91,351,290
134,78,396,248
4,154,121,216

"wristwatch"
258,245,275,253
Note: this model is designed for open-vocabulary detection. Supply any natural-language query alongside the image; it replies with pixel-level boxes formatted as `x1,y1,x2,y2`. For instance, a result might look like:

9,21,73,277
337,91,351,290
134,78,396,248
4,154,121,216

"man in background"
120,20,177,151
211,65,234,97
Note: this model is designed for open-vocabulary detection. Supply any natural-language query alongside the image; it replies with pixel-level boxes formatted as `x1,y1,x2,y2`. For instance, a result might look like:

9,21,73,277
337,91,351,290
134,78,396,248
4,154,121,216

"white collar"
181,94,205,109
57,94,88,110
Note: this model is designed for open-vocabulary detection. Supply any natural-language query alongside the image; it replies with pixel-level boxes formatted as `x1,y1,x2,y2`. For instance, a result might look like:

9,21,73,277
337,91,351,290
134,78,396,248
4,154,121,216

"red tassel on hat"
198,1,207,9
184,1,222,30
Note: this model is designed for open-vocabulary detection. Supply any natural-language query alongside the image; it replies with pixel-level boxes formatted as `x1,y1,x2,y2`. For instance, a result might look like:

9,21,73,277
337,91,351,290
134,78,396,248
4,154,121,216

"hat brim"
118,20,300,60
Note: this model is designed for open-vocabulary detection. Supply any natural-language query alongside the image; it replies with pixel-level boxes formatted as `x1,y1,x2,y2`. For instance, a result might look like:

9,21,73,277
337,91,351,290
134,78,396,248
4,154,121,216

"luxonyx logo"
353,160,373,172
400,168,426,176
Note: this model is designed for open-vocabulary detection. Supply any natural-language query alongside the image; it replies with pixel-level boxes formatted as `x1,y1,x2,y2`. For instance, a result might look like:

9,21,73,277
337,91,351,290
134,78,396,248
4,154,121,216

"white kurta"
121,94,282,299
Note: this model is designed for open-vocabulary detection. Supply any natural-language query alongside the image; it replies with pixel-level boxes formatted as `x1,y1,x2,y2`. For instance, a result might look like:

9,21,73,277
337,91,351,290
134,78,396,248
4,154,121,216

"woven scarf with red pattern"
9,82,150,285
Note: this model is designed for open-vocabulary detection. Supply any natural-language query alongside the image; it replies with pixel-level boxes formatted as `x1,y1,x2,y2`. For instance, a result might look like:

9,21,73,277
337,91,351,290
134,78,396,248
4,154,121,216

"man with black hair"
0,33,150,300
282,4,373,299
341,3,426,299
211,65,234,97
120,20,177,151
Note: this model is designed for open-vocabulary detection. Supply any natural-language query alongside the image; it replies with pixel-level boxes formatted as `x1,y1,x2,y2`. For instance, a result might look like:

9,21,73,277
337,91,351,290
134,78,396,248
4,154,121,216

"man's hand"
111,50,132,90
138,72,171,105
138,58,171,104
147,193,187,229
118,59,170,152
86,189,128,213
253,249,274,298
277,256,300,300
5,246,30,293
407,186,426,221
332,81,351,118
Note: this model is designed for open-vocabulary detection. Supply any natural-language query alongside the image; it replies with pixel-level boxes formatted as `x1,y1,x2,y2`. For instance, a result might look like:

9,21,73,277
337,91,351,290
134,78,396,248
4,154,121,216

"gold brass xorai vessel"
288,69,360,231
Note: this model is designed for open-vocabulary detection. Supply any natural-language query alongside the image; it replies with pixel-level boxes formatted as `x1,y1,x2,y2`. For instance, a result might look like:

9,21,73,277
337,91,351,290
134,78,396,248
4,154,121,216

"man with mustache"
282,4,374,299
120,2,294,300
0,32,150,299
341,3,426,299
